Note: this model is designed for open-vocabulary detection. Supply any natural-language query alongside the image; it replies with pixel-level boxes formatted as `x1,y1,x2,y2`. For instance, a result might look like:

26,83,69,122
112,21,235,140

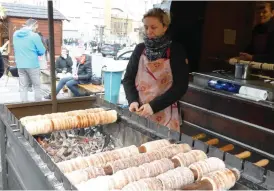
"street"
0,52,128,105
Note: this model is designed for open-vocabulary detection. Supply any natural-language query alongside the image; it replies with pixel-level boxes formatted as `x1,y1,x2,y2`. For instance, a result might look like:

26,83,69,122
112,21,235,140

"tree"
0,4,6,20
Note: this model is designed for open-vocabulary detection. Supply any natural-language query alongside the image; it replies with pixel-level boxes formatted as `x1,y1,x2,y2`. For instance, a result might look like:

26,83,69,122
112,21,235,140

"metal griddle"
0,97,273,190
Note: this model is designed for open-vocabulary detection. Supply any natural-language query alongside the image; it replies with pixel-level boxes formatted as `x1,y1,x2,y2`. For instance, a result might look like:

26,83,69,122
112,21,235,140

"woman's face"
143,16,167,39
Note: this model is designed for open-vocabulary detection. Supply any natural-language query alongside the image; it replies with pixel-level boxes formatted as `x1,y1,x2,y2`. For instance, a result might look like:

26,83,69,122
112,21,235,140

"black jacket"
246,18,274,63
55,55,73,73
76,54,92,84
123,42,189,114
0,52,4,79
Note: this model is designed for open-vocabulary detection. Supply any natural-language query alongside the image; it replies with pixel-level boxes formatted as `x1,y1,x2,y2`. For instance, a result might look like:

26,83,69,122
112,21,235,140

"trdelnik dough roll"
189,157,226,181
156,167,195,190
25,119,53,135
238,86,268,101
172,150,207,167
20,108,104,125
138,139,171,153
201,168,240,191
65,166,105,185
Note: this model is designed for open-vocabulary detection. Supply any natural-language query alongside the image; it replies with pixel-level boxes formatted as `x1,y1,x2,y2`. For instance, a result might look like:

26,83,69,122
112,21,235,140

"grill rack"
0,99,273,190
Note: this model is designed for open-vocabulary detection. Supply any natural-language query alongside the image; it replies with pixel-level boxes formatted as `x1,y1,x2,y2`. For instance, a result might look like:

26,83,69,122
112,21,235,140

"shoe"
44,94,51,99
84,92,91,96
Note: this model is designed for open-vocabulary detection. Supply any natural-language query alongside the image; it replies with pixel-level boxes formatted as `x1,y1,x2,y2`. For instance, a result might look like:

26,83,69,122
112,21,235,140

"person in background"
55,48,73,79
123,8,189,132
13,19,46,102
239,1,274,63
36,32,48,71
44,54,92,99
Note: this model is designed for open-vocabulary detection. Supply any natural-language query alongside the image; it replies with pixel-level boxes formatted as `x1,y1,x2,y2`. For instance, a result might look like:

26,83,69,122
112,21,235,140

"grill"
0,96,273,190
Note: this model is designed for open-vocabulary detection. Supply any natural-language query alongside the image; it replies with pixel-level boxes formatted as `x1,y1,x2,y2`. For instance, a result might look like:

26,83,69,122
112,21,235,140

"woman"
123,8,189,132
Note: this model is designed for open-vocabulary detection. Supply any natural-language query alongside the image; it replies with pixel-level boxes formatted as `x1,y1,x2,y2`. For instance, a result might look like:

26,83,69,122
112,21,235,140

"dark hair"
257,1,274,10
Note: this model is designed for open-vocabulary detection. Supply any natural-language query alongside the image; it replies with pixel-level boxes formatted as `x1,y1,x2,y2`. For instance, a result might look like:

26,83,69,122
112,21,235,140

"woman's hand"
129,102,139,112
137,103,154,118
73,74,78,80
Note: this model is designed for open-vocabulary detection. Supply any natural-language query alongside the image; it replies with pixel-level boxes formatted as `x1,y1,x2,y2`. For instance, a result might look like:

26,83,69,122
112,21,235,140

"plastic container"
102,64,126,104
208,79,241,93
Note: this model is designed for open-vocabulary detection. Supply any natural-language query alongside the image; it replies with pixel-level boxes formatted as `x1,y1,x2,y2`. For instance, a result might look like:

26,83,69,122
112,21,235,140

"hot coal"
37,131,115,163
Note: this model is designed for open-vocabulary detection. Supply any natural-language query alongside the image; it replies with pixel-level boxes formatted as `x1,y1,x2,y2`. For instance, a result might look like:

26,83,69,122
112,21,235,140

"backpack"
91,76,102,85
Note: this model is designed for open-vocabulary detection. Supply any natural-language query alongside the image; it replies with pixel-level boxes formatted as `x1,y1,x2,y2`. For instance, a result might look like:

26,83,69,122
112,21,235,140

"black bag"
91,76,102,85
7,66,19,77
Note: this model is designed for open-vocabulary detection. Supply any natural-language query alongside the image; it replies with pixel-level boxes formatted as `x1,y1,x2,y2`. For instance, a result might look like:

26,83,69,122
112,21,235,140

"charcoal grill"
0,96,273,190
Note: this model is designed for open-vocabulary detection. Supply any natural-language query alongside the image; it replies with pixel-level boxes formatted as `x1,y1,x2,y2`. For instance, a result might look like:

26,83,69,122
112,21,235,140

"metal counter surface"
192,72,274,102
194,72,274,91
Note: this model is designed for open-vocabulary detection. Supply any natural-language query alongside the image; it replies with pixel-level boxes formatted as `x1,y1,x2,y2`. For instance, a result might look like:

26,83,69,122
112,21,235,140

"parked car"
113,43,122,51
115,48,134,60
101,44,122,57
101,44,116,57
115,47,134,59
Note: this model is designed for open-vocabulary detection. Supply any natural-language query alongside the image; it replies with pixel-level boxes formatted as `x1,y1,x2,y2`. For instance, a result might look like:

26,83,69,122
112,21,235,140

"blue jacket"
13,27,46,69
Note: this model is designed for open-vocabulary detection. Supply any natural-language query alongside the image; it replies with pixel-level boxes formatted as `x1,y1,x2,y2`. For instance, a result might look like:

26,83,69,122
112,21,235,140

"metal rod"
0,118,8,189
47,0,57,113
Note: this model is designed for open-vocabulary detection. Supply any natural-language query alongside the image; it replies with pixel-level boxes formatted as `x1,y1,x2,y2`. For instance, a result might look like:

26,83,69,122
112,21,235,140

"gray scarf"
143,34,171,61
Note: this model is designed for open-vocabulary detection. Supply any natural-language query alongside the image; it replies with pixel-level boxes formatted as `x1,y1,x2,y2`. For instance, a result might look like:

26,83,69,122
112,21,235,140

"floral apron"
135,48,180,132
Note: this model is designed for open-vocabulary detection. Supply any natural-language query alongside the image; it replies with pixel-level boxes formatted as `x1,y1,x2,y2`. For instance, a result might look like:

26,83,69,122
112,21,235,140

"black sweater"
122,42,189,114
245,18,274,63
55,56,73,73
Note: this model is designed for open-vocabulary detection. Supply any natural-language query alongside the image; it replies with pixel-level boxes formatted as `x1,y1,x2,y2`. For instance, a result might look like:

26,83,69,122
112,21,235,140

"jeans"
18,68,42,102
56,77,81,96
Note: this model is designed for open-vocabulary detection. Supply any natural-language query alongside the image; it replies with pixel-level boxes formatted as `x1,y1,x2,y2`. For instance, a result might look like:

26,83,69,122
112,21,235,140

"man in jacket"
44,54,92,99
239,1,274,63
55,48,73,79
13,19,46,102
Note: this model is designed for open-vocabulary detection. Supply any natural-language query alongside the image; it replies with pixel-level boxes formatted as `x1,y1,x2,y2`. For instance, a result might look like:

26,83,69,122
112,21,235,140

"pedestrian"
123,8,189,132
13,19,46,102
55,48,73,79
44,54,92,99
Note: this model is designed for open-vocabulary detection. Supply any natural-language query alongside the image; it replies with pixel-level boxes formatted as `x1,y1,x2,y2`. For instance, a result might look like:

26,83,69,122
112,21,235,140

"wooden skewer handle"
171,158,181,168
219,144,234,152
254,159,269,167
181,179,212,190
138,145,146,153
205,138,219,145
103,165,113,175
235,151,251,159
192,133,206,140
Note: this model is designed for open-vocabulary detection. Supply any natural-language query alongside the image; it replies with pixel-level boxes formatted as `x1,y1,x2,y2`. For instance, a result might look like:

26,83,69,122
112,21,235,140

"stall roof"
0,2,67,20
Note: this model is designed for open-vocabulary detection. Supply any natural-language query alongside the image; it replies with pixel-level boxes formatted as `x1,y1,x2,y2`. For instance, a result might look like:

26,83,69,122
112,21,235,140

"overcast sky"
112,0,161,20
